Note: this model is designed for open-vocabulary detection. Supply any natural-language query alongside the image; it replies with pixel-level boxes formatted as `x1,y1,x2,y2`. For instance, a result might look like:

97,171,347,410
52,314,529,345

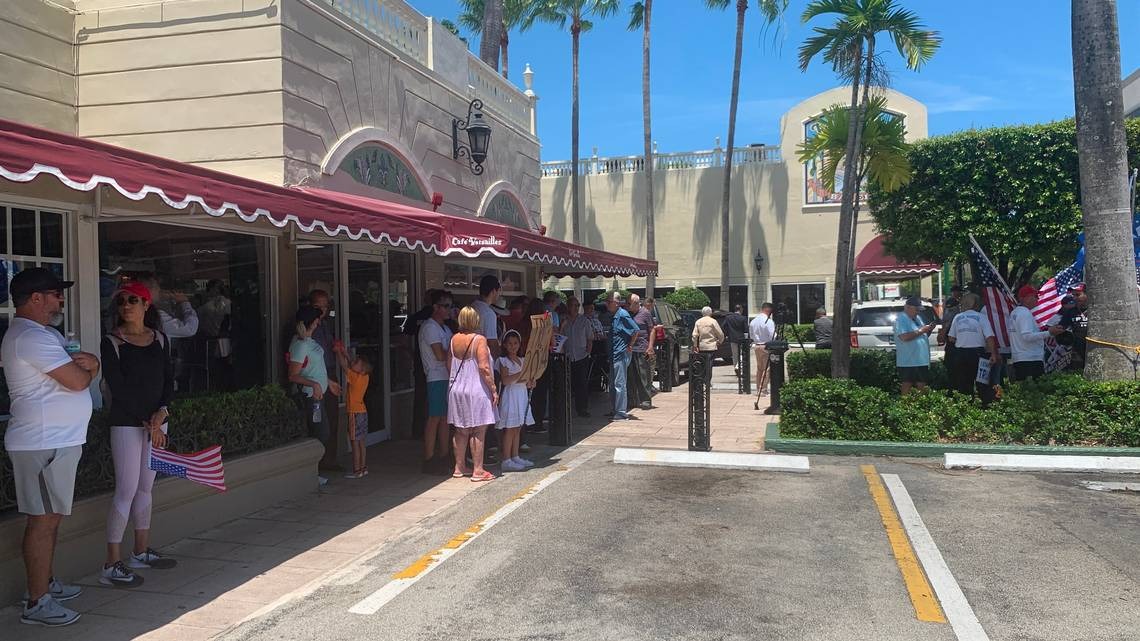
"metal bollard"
656,337,673,393
688,352,711,451
737,337,752,395
763,340,789,415
548,353,573,446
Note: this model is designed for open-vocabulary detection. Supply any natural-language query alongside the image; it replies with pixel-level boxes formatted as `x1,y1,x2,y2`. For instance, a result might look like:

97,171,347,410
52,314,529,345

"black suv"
652,301,692,386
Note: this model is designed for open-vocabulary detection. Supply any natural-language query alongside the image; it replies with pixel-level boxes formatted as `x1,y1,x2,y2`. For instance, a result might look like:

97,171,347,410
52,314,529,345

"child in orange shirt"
335,344,372,479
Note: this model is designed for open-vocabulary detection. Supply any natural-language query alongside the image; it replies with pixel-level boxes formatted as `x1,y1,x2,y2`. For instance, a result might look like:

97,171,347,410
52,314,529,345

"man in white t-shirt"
470,275,504,358
748,302,777,395
2,268,100,627
1010,285,1065,381
417,290,453,474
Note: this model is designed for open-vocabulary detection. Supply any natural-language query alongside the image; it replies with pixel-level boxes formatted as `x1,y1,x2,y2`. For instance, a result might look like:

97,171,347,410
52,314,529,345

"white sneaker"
513,457,535,468
23,577,82,604
501,459,525,472
99,561,143,588
129,548,177,570
317,475,329,486
20,594,80,627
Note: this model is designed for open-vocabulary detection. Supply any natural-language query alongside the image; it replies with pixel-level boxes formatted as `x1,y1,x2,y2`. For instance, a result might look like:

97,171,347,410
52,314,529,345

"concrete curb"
764,423,1140,459
944,452,1140,473
613,447,809,473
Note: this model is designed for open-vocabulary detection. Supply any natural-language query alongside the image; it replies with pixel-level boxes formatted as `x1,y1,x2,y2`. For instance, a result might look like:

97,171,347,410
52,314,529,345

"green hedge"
780,375,1140,447
787,348,949,392
663,287,710,310
786,324,817,343
1,385,305,513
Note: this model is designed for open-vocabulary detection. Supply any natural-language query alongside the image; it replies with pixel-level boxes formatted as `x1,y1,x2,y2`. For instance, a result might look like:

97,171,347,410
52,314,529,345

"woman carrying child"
496,330,536,471
334,344,372,479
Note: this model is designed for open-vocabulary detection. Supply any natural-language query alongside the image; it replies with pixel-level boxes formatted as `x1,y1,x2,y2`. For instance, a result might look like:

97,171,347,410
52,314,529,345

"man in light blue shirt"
893,297,935,395
607,294,641,420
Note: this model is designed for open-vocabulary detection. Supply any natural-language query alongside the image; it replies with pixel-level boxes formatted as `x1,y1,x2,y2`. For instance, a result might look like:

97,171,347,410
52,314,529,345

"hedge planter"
764,423,1140,458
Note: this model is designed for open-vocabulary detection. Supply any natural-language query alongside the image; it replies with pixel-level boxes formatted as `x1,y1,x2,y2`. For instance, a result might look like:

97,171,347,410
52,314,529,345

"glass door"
343,254,390,444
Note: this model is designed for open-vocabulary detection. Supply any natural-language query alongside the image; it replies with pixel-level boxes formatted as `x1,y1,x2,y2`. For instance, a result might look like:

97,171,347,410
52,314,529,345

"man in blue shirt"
894,297,936,395
606,293,641,420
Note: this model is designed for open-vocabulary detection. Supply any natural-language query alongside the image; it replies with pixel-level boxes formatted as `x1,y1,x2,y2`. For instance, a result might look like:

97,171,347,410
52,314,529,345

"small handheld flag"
150,445,226,492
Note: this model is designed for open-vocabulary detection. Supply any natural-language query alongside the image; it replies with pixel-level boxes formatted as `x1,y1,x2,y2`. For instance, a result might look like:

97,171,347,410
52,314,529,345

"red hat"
1017,285,1038,299
115,281,153,303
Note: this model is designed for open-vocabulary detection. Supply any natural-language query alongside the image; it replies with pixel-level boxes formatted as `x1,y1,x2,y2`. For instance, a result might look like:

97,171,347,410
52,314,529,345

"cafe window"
388,251,416,393
484,192,529,229
0,205,70,415
99,221,271,395
771,283,826,324
443,263,525,298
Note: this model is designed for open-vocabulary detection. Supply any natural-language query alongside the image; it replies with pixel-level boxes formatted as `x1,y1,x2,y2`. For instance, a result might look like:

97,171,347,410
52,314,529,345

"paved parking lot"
224,449,1140,641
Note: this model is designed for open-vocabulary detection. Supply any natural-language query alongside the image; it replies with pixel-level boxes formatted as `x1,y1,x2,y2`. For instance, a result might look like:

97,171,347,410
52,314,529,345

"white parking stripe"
881,474,990,641
348,449,600,616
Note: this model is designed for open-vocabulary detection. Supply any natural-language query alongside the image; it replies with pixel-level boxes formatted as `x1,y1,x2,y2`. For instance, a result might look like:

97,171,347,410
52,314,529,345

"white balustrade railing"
467,58,533,134
540,146,782,178
319,0,429,66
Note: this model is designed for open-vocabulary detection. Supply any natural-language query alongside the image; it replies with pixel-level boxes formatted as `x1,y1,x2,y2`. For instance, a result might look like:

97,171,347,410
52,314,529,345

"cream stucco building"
541,87,931,321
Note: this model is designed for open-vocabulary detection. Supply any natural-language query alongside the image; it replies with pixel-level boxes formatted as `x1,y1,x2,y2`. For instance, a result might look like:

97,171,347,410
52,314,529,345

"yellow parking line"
861,464,947,623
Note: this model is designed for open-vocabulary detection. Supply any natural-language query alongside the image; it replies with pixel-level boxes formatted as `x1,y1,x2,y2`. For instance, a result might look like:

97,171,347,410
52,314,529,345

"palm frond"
589,0,622,20
800,0,851,23
756,0,790,24
457,0,484,33
798,28,838,71
628,1,645,30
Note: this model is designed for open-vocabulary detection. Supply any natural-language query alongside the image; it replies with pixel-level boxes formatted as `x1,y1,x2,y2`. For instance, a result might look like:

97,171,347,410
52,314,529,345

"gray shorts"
8,445,82,516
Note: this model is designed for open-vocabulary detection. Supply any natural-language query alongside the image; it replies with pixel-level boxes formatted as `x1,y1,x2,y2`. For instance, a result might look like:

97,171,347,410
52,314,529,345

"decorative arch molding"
477,181,532,230
320,127,432,201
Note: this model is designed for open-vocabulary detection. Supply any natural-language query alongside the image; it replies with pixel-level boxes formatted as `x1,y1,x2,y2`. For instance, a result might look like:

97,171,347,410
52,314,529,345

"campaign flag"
150,445,226,491
1031,247,1085,328
968,236,1017,351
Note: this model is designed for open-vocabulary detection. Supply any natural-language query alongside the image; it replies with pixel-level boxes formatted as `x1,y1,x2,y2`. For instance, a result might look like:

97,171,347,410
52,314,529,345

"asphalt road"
224,450,1140,641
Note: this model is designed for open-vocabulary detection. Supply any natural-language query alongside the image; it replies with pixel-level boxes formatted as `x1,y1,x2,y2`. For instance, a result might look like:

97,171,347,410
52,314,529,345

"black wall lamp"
753,250,765,272
453,98,492,176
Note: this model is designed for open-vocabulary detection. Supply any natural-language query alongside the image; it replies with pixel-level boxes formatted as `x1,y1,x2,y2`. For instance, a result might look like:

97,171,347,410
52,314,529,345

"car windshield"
853,306,936,328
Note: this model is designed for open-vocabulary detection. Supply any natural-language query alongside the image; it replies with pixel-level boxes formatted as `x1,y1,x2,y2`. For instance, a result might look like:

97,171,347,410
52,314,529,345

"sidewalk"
0,359,771,639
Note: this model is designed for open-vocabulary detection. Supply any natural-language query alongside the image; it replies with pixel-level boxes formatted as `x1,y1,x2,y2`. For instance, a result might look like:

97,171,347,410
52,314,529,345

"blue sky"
413,1,1140,161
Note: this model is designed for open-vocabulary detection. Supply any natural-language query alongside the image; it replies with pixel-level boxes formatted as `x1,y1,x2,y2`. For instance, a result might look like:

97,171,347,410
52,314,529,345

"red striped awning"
855,234,941,276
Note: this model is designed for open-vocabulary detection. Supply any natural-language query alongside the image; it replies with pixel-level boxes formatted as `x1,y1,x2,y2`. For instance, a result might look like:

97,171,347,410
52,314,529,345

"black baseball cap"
295,305,322,327
904,296,923,307
10,267,73,298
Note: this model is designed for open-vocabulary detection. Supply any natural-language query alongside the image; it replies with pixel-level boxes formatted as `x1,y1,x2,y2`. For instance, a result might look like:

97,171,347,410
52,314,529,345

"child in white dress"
496,330,535,471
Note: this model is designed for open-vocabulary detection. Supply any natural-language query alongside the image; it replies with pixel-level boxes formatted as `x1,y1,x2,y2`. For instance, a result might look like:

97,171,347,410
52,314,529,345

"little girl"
496,330,535,472
335,344,372,479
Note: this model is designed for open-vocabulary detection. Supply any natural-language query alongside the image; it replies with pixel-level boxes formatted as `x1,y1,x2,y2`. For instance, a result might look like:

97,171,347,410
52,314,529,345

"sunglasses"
114,295,144,307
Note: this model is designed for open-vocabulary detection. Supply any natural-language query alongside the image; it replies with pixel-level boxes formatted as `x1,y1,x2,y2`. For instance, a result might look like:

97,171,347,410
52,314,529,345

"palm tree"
460,0,529,79
795,95,911,197
1071,0,1140,380
799,0,940,378
706,0,788,311
479,0,505,72
524,0,621,250
629,1,655,296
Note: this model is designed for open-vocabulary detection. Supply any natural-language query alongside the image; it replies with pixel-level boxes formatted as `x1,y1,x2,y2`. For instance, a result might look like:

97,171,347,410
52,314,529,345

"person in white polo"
3,268,100,627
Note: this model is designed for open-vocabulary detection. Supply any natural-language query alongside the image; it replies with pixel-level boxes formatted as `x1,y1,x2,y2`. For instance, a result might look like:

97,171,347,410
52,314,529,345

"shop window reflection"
388,251,415,393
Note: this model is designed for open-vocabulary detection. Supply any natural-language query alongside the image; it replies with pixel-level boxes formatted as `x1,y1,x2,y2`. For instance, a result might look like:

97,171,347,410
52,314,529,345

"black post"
656,337,673,393
763,340,789,415
737,337,752,395
688,352,711,451
548,353,573,446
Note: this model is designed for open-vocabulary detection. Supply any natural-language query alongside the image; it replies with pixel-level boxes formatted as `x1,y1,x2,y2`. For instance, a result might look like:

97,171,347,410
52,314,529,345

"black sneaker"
528,424,548,434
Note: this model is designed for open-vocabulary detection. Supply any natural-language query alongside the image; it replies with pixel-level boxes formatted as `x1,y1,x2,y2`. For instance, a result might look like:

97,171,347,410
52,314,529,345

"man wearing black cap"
3,268,100,626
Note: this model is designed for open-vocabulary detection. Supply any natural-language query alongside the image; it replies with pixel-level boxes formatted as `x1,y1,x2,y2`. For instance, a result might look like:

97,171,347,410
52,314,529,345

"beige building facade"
541,87,930,320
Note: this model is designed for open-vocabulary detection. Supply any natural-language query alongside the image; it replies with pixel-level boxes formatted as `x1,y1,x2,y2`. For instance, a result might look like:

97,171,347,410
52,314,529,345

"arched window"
803,110,904,205
484,192,528,229
338,144,428,202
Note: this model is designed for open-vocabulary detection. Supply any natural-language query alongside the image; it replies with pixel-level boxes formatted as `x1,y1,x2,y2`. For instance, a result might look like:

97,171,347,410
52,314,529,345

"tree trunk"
571,19,581,250
847,39,878,301
829,46,864,379
642,0,656,297
501,30,510,79
1071,0,1140,380
719,0,747,311
479,0,503,71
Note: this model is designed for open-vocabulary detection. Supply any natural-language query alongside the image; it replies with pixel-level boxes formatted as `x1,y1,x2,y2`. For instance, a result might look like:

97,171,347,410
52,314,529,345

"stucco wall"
541,87,929,308
0,0,77,134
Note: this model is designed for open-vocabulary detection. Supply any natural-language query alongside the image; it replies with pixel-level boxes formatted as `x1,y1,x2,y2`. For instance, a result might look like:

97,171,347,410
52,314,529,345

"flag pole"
968,233,1017,299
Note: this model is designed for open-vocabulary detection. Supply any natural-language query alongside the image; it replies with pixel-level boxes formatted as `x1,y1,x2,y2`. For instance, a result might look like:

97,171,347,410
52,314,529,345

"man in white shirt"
417,290,453,475
1010,285,1065,381
470,275,504,359
3,268,100,627
946,293,994,396
562,297,594,417
141,277,199,338
748,302,777,395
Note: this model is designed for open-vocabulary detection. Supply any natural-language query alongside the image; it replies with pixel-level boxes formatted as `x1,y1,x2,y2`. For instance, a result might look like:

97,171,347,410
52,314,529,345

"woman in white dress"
496,330,535,471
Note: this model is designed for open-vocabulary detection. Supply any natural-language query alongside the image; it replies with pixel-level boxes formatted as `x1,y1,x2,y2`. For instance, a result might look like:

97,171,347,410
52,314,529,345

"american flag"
150,445,226,492
968,236,1017,351
1031,248,1085,328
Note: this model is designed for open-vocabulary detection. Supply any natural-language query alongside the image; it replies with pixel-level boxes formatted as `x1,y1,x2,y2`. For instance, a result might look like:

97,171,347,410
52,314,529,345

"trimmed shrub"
787,348,948,393
594,288,631,305
778,375,1140,447
663,287,710,310
786,324,817,344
